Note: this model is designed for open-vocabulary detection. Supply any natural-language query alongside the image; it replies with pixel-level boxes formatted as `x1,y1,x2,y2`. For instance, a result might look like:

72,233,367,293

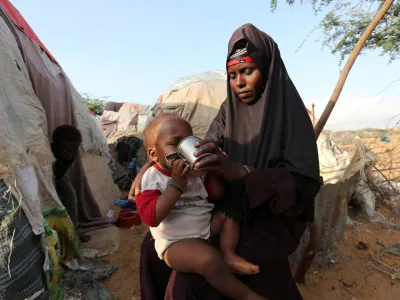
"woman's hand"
193,139,249,181
128,161,154,202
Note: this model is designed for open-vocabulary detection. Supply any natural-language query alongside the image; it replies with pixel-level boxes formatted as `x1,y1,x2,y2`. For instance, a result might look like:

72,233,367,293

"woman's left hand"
193,139,247,181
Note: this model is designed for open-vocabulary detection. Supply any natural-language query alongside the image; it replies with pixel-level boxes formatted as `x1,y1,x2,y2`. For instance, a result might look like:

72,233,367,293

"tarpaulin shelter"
100,70,227,144
0,1,119,298
101,103,153,144
154,70,227,138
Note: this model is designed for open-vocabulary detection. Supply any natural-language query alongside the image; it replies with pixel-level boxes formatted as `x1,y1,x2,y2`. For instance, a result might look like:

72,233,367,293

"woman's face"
227,61,263,104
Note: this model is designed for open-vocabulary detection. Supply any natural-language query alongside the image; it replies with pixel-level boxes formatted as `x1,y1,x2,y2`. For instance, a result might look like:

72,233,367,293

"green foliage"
273,0,400,63
82,93,107,116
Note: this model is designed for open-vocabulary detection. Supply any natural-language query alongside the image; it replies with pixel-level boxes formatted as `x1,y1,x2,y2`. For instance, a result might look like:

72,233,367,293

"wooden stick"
312,103,316,126
295,0,394,284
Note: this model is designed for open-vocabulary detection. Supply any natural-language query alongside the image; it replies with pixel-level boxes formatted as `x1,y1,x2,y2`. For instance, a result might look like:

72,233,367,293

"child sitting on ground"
136,115,264,300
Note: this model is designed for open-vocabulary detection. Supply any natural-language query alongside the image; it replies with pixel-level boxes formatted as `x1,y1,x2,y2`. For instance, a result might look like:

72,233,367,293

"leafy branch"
82,93,109,116
272,0,400,63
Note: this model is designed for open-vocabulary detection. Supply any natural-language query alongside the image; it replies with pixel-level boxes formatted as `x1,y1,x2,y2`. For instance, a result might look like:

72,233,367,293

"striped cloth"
0,180,48,300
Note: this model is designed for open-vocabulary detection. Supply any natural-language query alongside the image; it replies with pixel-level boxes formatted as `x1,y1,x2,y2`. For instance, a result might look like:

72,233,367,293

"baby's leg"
220,217,260,275
210,211,225,237
164,239,266,300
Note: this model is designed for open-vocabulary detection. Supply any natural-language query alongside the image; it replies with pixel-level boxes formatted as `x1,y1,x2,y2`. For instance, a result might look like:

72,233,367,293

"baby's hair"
52,125,82,144
144,114,188,149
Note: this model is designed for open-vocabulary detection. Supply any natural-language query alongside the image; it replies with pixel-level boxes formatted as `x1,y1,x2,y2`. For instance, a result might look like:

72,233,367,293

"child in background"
136,115,264,300
51,125,90,242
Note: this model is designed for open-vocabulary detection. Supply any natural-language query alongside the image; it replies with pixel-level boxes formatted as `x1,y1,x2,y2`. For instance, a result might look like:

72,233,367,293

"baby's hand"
168,159,190,191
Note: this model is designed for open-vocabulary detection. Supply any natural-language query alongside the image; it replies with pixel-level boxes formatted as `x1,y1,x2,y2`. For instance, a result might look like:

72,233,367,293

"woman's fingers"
128,184,136,202
193,165,219,174
134,178,142,195
194,142,220,157
128,161,153,201
195,139,214,147
128,177,142,201
193,153,221,170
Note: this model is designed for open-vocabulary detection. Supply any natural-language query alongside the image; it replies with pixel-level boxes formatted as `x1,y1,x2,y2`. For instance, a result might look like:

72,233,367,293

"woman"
130,23,321,299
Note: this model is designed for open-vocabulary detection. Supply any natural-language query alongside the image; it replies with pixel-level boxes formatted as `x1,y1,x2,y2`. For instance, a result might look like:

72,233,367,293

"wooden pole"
294,0,394,284
311,103,316,127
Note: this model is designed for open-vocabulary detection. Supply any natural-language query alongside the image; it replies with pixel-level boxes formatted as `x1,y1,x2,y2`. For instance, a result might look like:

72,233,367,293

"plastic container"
118,209,142,228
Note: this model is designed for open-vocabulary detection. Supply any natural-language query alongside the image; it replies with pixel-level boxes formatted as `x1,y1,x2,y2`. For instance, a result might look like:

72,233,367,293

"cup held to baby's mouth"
165,136,212,170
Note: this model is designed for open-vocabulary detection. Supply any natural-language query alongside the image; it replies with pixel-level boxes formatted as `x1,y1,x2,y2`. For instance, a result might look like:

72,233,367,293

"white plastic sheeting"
162,70,226,97
317,133,351,184
155,70,227,138
290,139,377,263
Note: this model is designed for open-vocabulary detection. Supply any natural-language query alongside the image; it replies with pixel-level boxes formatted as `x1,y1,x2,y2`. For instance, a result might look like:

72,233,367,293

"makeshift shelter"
101,102,153,144
154,70,227,138
100,102,151,190
100,70,227,144
0,1,119,299
289,134,377,263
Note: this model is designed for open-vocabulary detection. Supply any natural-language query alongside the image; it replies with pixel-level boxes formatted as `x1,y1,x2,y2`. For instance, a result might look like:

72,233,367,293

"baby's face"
154,118,193,169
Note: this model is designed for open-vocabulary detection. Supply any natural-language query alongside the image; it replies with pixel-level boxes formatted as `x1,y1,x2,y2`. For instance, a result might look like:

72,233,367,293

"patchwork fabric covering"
0,1,119,298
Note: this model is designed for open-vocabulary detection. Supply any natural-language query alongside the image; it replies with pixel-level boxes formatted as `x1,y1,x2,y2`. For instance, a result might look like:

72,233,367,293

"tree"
82,93,108,116
272,0,400,63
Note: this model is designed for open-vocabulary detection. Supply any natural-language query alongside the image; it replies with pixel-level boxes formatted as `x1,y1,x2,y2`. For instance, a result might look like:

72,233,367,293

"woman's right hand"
128,161,154,202
194,139,248,181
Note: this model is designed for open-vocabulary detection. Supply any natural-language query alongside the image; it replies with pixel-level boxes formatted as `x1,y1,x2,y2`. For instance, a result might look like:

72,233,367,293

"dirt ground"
104,206,400,300
104,136,400,299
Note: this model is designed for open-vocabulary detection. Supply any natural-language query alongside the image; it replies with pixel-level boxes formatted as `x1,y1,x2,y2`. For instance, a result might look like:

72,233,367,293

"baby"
136,115,264,300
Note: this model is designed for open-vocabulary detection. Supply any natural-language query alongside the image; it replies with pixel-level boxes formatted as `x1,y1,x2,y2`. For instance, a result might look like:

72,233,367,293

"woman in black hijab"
136,23,321,299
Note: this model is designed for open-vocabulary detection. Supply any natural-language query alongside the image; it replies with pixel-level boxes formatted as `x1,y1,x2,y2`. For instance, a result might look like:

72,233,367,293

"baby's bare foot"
224,252,260,275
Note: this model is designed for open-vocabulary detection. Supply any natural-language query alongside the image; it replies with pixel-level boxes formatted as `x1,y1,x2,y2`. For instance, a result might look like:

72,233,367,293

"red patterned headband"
227,56,253,67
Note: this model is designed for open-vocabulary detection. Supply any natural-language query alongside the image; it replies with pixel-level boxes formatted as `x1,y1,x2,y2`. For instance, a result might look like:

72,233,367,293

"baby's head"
145,115,192,170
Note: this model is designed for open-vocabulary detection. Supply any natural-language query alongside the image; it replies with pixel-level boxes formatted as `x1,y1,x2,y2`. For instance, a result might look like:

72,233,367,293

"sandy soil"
104,206,400,300
297,208,400,300
104,224,146,299
104,137,400,299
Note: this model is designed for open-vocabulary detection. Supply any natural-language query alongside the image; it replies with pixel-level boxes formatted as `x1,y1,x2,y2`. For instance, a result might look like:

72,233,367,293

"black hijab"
208,23,320,182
